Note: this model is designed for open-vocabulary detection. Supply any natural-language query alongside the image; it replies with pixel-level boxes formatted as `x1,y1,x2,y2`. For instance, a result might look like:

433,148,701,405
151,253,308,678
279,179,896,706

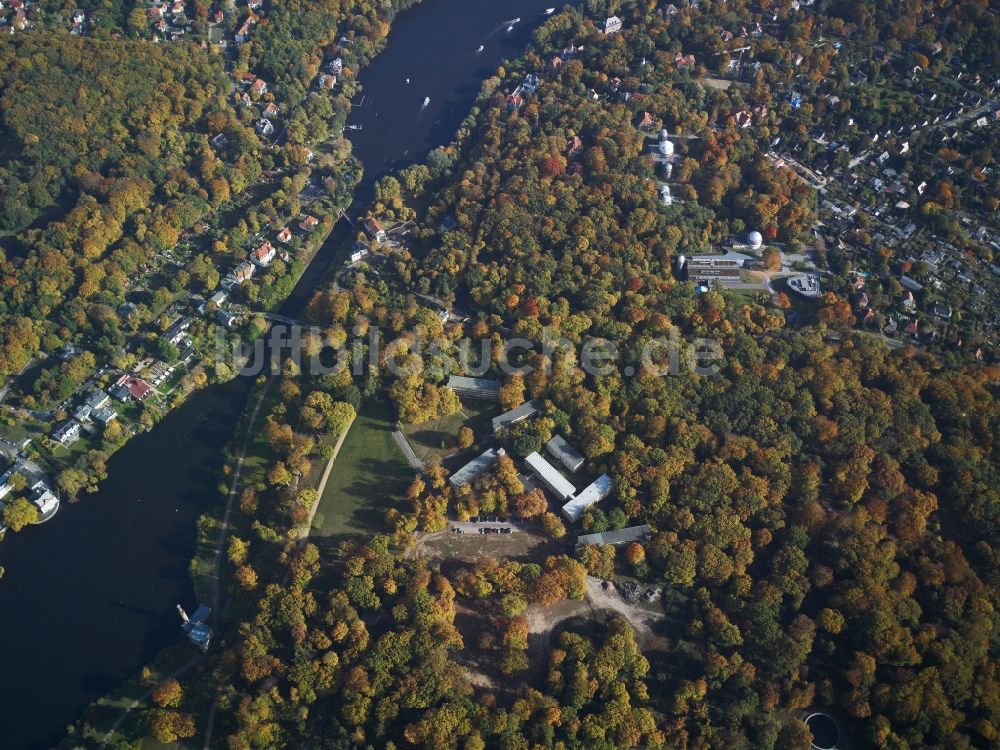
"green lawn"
400,397,495,467
311,397,412,538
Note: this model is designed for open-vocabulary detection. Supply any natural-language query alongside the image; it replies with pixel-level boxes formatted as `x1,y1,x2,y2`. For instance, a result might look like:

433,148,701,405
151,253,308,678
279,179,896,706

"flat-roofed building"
449,447,505,489
561,474,613,522
492,399,542,433
545,435,585,473
576,524,651,547
684,251,754,285
524,451,576,502
447,376,501,401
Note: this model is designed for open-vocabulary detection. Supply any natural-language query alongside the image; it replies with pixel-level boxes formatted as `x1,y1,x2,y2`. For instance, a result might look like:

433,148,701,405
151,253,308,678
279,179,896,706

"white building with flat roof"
447,376,501,401
524,451,576,501
561,474,613,522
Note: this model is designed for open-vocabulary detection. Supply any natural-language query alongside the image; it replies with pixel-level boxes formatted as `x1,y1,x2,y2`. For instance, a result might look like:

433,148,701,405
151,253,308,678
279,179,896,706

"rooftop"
449,447,505,489
491,399,542,433
577,525,652,547
524,451,576,501
561,474,613,522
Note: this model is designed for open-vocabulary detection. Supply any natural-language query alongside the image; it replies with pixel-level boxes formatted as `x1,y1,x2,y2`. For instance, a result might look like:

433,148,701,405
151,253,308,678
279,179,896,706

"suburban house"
277,226,292,243
210,290,228,307
576,525,651,547
255,118,274,136
30,480,59,519
492,399,542,433
229,261,256,285
164,317,192,346
217,308,240,328
263,102,279,118
561,474,613,522
603,15,622,34
113,374,153,402
234,14,255,43
545,435,585,473
364,217,386,242
249,241,276,267
525,451,576,502
447,376,501,401
349,242,370,264
251,78,267,96
449,447,505,489
299,215,319,232
52,420,82,448
92,406,118,426
86,390,110,411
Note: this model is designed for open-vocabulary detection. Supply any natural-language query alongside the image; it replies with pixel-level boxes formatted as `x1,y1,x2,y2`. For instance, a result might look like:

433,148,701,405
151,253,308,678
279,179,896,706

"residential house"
603,15,622,34
53,420,81,447
249,241,276,267
234,14,255,43
363,217,386,242
164,317,192,346
217,308,239,328
262,102,279,118
299,215,319,232
251,78,267,96
638,111,656,130
349,242,370,264
277,226,292,243
116,374,154,401
231,261,255,283
92,407,117,426
255,118,274,137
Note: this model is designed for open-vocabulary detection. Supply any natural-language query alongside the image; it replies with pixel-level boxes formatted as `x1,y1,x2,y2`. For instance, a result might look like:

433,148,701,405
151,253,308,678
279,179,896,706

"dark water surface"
0,1,558,746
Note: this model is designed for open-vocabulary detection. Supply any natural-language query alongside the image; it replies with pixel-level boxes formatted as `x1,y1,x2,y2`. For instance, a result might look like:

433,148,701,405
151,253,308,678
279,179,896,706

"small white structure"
603,15,622,35
660,183,673,206
658,128,675,156
747,230,763,250
546,435,585,473
675,254,686,275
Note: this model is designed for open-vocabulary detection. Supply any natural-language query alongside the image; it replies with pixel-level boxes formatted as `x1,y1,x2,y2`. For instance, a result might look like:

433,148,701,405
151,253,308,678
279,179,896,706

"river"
0,1,558,747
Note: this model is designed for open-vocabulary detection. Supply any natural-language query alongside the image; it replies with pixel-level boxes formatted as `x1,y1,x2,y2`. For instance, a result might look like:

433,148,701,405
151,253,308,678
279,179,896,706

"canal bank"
0,2,560,747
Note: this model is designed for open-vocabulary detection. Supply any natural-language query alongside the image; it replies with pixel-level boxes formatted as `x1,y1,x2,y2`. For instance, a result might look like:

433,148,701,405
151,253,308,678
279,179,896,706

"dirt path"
100,378,275,750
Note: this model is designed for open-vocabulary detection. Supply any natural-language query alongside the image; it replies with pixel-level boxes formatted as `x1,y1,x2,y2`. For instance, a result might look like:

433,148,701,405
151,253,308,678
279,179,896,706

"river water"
0,1,557,747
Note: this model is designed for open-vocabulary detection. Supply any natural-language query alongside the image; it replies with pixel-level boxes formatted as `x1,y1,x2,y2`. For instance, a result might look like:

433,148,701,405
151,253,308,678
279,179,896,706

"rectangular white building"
561,474,613,522
524,451,576,502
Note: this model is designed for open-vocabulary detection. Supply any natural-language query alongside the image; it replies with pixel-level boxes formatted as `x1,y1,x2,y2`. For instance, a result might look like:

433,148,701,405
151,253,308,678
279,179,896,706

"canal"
0,1,559,747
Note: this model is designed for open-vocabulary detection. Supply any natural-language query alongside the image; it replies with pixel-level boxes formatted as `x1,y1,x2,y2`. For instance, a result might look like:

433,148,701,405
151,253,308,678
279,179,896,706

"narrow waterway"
0,1,559,747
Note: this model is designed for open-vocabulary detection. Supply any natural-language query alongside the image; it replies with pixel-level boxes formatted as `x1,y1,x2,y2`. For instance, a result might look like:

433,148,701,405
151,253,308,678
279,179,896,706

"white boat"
545,7,555,13
477,44,484,52
405,77,410,84
423,96,430,106
507,24,514,31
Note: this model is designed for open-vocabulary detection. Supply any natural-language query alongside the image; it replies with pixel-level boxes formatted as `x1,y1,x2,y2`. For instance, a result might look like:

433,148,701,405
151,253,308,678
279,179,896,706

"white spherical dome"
747,231,763,249
658,138,674,156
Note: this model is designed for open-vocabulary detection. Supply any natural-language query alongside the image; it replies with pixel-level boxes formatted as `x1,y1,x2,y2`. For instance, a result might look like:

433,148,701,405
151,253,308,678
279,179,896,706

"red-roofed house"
116,374,153,401
299,215,319,232
277,226,292,243
249,241,276,267
363,217,386,242
251,78,267,96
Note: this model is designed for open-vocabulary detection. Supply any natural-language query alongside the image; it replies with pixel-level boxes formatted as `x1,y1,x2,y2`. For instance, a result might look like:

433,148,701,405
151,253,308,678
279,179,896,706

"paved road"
392,430,423,470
